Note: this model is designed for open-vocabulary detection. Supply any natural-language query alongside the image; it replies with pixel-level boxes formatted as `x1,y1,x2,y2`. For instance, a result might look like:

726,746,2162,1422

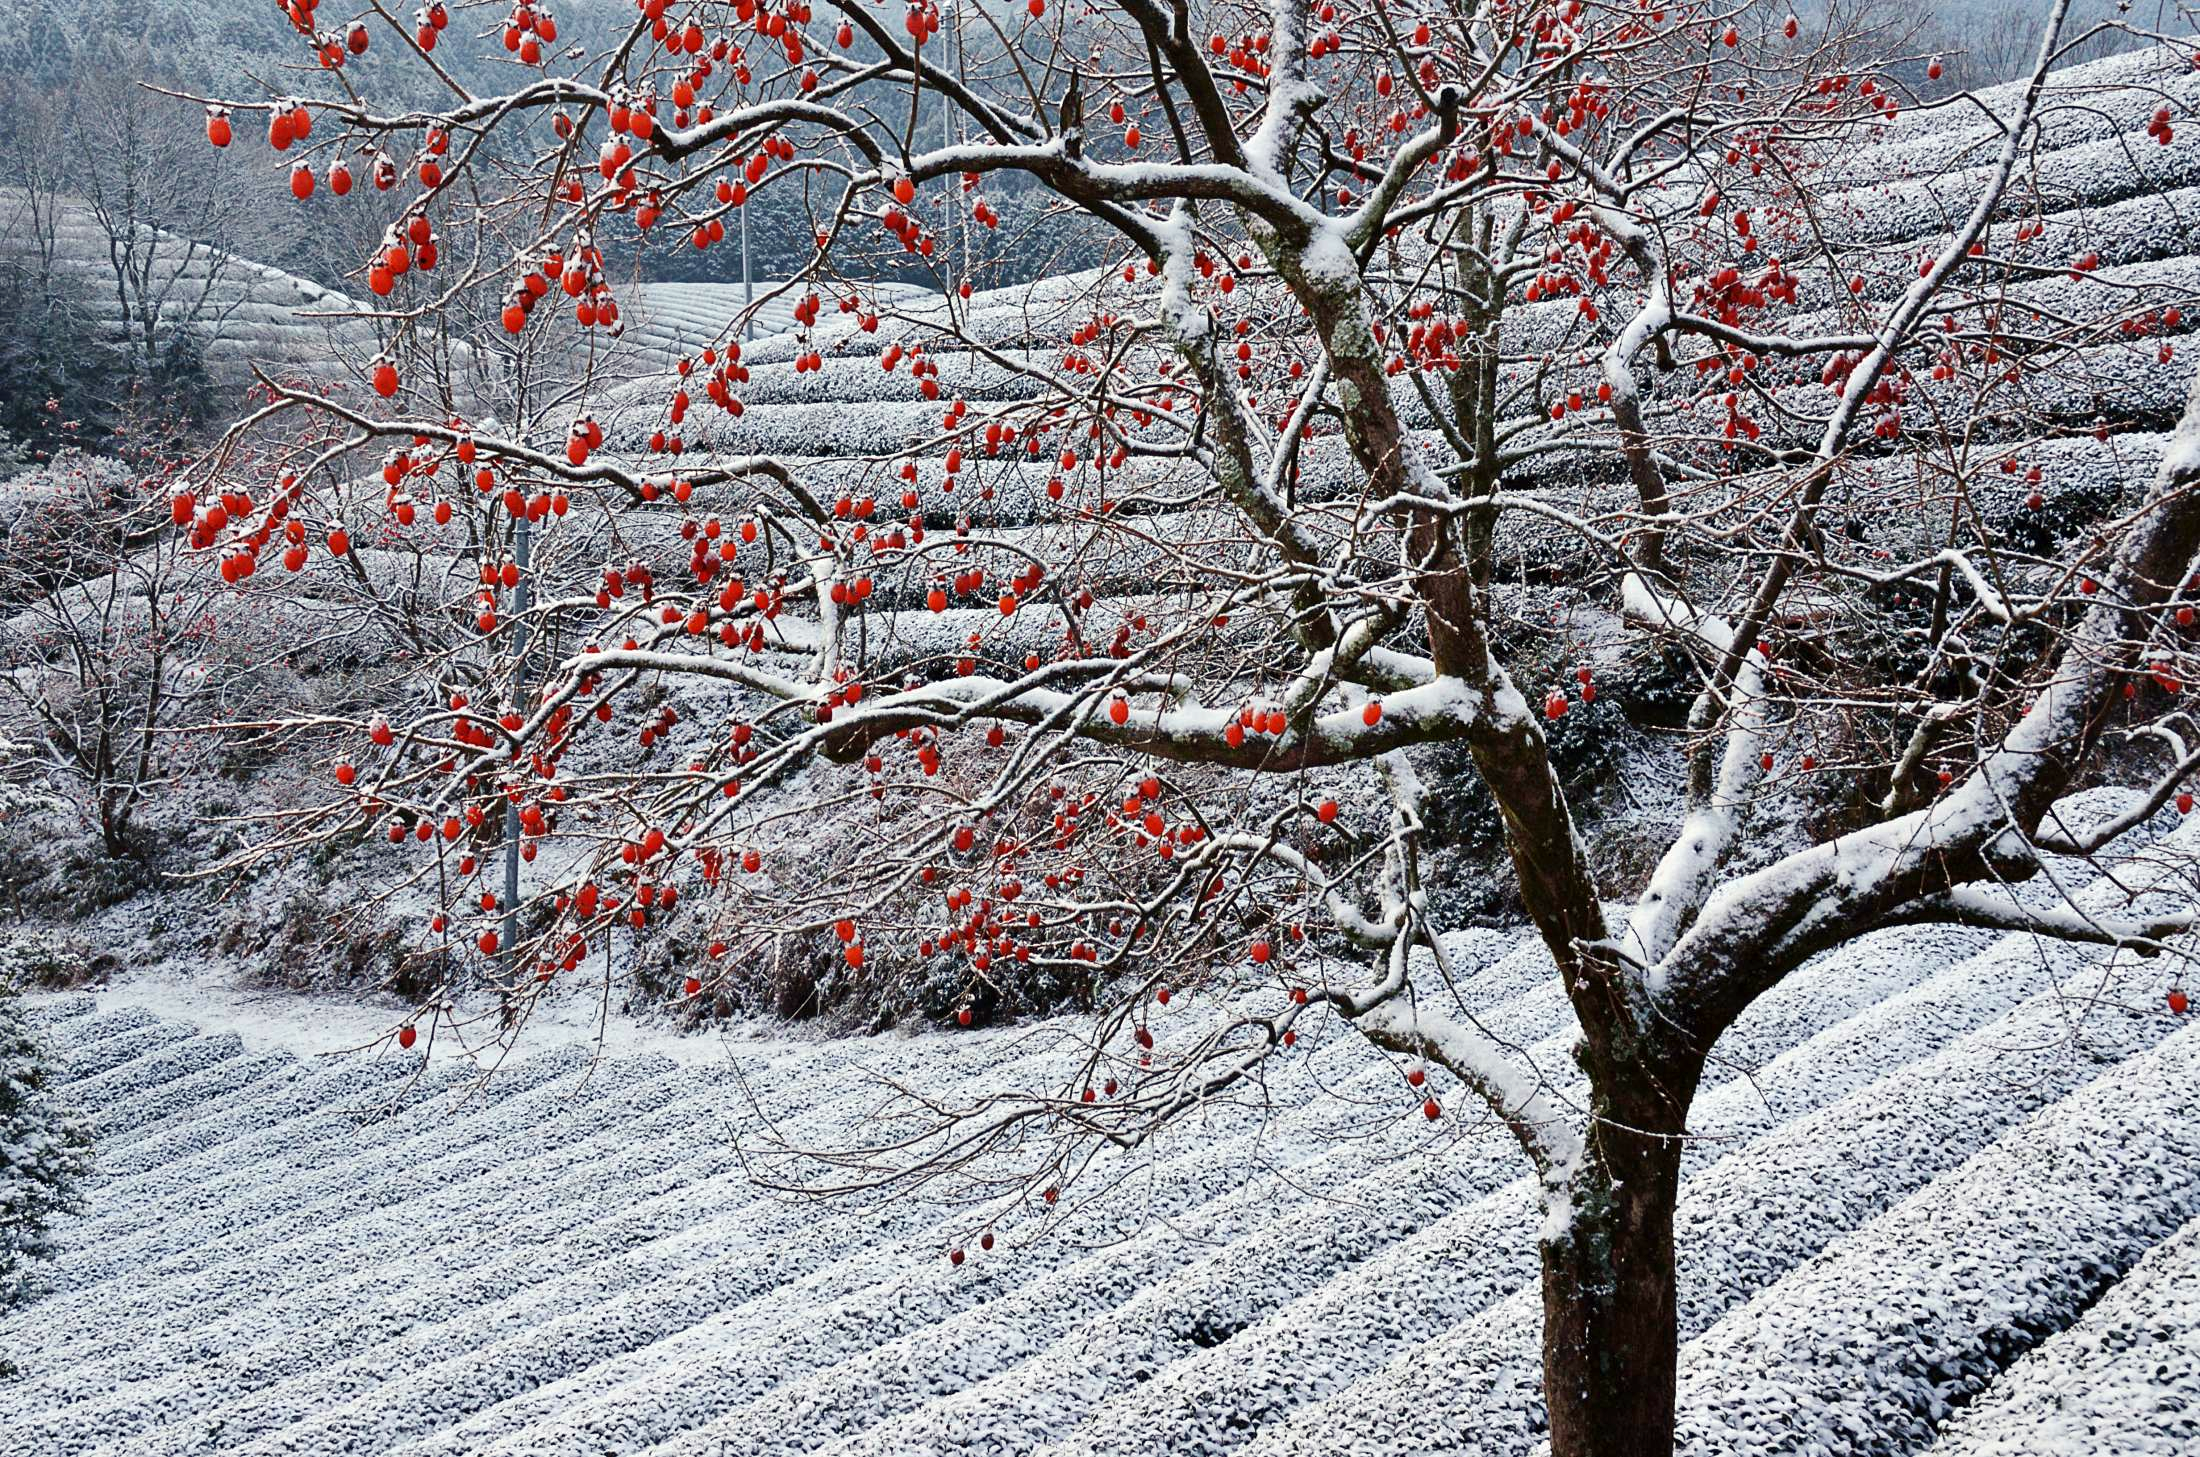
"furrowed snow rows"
1664,1024,2200,1457
162,935,1511,1457
19,1018,1098,1453
1927,1207,2200,1457
1226,863,2199,1456
7,793,2197,1456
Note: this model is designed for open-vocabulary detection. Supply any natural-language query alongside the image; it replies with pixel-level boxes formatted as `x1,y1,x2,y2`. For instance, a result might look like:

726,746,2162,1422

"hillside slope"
0,186,382,394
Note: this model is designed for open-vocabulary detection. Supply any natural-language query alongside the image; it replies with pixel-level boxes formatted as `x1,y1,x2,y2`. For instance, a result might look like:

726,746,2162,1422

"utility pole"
501,512,532,978
943,0,957,315
741,201,754,341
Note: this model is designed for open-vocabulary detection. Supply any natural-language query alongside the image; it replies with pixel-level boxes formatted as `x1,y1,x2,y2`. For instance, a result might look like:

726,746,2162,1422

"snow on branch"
1891,884,2199,954
1620,572,1773,970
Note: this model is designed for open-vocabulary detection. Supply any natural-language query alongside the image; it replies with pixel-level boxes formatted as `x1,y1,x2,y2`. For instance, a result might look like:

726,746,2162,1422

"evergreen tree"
0,955,92,1372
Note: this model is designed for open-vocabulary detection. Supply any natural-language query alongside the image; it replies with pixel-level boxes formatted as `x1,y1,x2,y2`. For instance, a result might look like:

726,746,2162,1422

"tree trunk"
1540,1103,1688,1457
100,790,130,860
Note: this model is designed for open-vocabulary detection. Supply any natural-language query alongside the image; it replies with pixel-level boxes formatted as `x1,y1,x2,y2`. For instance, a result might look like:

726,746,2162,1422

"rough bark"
1542,1059,1697,1457
1542,1155,1685,1457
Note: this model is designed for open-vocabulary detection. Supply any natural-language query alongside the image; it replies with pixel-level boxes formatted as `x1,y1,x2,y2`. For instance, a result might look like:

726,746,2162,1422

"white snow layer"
5,837,2197,1457
1928,1207,2200,1456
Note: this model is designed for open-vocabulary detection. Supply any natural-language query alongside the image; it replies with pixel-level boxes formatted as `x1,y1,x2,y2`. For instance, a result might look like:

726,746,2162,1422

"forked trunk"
1540,1107,1687,1457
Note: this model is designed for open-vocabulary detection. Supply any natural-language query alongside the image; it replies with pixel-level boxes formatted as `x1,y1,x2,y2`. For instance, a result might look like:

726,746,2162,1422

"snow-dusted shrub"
0,450,136,590
0,732,59,832
0,969,93,1353
0,929,96,991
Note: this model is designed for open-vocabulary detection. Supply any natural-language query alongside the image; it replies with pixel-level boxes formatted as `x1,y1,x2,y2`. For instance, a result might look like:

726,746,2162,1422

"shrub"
0,959,93,1365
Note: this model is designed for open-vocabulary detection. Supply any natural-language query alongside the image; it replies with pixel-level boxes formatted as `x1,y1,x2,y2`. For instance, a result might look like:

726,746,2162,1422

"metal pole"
502,513,532,977
943,2,956,313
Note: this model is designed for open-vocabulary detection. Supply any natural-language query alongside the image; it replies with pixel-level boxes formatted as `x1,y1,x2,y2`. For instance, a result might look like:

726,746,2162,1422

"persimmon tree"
172,0,2200,1452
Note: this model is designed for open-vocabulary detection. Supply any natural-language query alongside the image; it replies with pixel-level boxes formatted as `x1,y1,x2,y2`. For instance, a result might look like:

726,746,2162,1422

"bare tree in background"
0,80,117,453
0,46,278,443
0,440,209,862
73,60,251,396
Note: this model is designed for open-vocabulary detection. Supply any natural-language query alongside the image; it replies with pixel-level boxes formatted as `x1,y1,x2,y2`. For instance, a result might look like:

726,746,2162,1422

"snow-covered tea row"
1232,858,2197,1456
861,804,2179,1457
1928,1205,2200,1457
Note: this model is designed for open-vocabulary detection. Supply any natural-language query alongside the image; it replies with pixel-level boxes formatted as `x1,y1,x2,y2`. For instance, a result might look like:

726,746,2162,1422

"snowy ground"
5,841,2197,1457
